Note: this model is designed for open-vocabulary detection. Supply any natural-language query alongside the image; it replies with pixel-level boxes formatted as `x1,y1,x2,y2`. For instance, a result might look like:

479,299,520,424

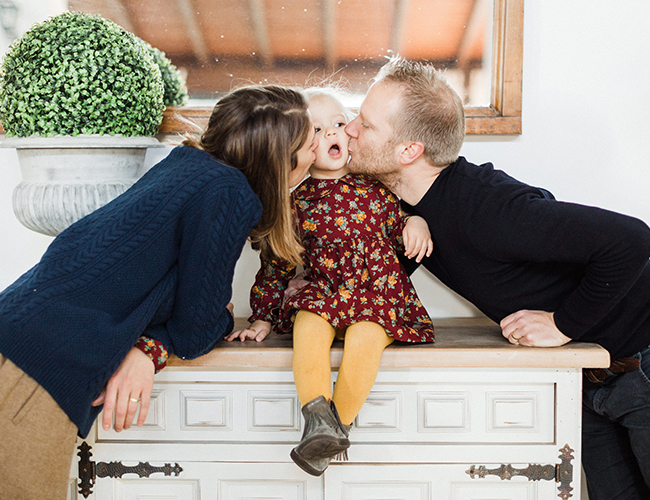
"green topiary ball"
0,11,165,137
138,39,189,107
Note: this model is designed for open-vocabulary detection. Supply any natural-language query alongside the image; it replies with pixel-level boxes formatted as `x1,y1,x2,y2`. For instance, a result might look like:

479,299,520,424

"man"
345,57,650,500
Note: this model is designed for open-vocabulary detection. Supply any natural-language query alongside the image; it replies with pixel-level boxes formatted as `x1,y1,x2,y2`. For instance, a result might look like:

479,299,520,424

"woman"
0,85,316,499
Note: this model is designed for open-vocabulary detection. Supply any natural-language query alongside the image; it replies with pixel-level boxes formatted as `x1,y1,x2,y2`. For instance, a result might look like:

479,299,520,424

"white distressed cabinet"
69,318,608,500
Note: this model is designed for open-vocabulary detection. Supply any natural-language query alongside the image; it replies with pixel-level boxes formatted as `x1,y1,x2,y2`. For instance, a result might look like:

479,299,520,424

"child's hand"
403,216,433,262
225,320,272,342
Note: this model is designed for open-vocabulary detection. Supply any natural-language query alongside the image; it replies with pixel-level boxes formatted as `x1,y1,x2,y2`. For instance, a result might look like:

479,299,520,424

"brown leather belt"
584,357,641,383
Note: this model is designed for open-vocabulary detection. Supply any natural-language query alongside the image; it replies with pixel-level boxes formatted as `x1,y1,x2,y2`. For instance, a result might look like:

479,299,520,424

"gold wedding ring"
129,397,141,403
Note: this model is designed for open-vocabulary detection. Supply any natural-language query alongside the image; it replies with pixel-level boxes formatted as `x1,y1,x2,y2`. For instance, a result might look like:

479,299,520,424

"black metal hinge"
77,441,183,498
466,443,575,499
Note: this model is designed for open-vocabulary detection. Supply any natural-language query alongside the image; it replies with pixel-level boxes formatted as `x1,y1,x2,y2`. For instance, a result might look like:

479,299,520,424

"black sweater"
402,157,650,360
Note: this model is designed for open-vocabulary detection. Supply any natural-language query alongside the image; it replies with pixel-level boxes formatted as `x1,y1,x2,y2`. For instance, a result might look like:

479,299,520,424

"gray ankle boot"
290,396,351,476
293,422,352,476
334,423,352,461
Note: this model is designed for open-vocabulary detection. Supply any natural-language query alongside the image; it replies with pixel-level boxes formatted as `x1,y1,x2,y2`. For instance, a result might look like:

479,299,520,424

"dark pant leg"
623,355,650,488
582,401,649,500
582,348,650,500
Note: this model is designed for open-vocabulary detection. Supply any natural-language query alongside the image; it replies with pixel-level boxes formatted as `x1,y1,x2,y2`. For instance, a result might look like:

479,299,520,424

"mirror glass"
68,0,494,107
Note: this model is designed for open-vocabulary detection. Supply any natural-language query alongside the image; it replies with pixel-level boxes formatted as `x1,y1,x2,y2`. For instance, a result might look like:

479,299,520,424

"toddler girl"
227,89,434,475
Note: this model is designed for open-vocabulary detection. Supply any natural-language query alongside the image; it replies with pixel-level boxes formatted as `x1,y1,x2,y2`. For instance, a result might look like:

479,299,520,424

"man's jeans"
582,345,650,500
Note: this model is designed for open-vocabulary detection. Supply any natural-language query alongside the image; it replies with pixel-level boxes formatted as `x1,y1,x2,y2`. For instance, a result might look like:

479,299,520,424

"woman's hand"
403,216,433,262
225,319,272,342
91,347,155,432
500,310,572,347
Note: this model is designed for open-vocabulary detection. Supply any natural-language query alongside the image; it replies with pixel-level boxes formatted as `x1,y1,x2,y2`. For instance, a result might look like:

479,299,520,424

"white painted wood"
80,368,578,499
73,321,601,499
325,464,556,499
91,463,322,500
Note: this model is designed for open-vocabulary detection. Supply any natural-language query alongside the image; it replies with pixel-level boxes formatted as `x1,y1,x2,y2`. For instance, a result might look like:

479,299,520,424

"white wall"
0,0,67,288
2,0,650,320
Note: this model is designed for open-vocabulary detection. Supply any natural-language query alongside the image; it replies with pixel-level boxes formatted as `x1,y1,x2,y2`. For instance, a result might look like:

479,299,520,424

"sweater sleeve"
145,181,262,359
476,195,650,339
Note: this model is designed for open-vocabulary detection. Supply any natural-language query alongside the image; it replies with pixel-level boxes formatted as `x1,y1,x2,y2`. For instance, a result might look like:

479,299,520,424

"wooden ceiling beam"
176,0,211,65
70,0,138,34
111,0,137,33
391,0,410,56
247,0,273,68
321,0,338,69
456,0,488,68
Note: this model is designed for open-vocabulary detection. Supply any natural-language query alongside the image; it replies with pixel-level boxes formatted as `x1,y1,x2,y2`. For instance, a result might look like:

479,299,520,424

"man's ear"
397,141,425,165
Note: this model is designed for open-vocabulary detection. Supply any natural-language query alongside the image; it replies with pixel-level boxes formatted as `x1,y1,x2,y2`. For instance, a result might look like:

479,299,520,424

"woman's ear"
397,141,425,165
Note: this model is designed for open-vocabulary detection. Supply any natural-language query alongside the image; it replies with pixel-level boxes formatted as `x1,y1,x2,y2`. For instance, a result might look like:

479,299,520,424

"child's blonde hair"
303,87,352,122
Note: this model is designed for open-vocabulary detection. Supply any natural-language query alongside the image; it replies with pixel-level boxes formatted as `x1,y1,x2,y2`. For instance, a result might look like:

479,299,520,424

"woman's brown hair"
183,85,310,265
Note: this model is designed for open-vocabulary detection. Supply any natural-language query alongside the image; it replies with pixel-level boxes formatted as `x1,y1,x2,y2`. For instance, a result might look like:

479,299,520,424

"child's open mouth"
328,144,341,158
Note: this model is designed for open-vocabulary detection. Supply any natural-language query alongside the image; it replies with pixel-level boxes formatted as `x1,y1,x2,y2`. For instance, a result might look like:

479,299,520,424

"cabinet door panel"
97,383,303,443
353,382,555,444
325,464,558,500
92,463,322,500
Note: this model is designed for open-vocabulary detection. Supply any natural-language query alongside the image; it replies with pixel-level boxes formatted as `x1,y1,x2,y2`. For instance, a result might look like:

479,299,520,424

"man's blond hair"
375,57,465,167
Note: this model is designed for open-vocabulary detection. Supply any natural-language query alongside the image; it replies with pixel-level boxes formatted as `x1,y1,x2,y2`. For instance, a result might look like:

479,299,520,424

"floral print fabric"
134,336,168,373
249,174,434,343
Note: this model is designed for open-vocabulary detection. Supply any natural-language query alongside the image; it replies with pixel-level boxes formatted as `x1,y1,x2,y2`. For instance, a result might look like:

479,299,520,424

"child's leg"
292,310,336,405
332,321,394,425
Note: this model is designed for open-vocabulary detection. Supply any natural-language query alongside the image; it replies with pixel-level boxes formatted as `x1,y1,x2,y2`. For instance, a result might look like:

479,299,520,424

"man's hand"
225,319,272,342
500,310,572,347
91,347,155,432
403,216,433,262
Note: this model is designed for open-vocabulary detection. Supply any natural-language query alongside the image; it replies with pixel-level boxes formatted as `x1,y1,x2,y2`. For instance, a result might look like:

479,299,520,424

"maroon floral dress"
249,174,434,343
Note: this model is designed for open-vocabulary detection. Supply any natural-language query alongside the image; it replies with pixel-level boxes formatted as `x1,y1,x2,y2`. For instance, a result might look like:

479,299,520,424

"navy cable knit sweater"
0,146,262,437
402,157,650,361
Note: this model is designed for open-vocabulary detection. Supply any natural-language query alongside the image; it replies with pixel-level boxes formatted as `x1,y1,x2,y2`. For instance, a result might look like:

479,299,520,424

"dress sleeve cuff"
134,336,169,374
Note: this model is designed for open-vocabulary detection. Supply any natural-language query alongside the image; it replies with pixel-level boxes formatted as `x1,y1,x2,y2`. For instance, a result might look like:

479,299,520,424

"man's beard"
349,139,398,183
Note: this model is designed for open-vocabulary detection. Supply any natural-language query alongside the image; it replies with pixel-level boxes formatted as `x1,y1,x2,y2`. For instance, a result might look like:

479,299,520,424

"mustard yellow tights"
292,310,393,426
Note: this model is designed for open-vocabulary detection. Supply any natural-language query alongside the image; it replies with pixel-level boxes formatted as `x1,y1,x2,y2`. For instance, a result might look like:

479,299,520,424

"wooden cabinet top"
168,317,610,370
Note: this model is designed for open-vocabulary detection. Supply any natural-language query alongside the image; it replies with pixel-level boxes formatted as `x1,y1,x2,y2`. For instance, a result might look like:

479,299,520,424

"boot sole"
293,433,350,460
290,449,327,476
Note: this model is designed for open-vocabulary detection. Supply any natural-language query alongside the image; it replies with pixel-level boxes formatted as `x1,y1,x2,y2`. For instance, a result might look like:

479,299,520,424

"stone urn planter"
2,135,163,236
